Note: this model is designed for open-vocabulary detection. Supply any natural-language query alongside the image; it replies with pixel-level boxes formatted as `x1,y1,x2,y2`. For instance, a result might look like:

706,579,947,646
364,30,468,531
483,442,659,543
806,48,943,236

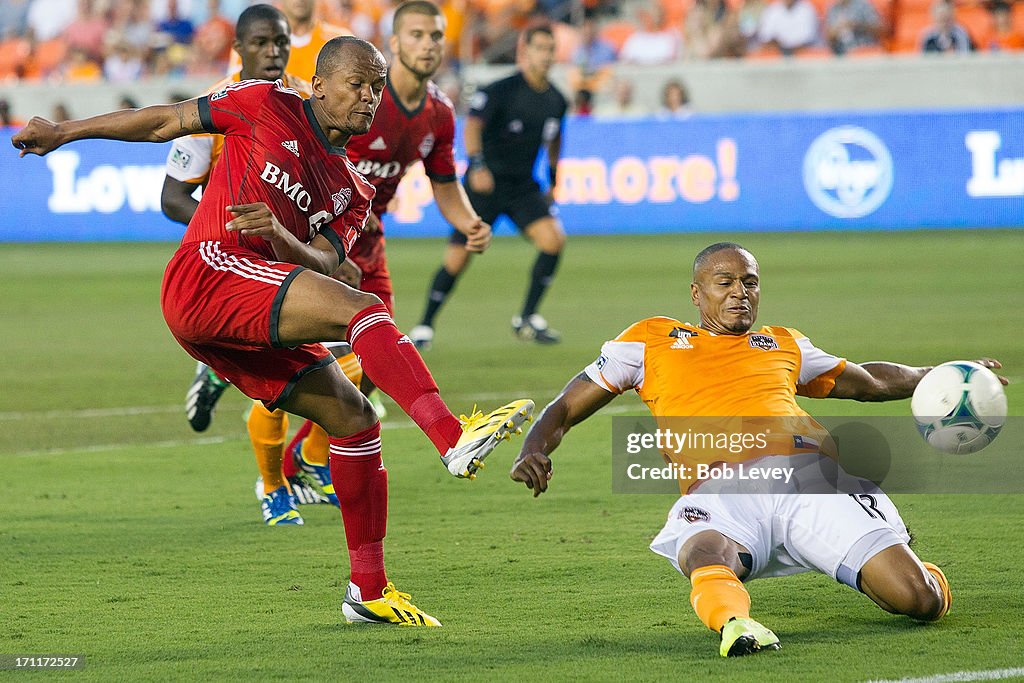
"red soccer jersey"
187,79,375,261
345,80,457,223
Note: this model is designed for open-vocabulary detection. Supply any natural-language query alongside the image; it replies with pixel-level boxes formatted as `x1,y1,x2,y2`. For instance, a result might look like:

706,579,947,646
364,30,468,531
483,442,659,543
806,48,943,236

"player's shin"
329,422,388,600
247,402,290,495
346,303,461,454
689,565,752,632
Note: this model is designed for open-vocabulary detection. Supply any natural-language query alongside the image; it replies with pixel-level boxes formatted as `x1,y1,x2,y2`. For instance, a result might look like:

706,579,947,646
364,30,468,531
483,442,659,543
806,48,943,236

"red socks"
347,303,462,454
330,422,388,600
282,419,313,478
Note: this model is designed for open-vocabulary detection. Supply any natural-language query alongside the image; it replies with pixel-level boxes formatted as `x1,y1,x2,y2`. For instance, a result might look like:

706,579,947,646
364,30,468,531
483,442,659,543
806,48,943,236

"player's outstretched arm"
12,100,207,157
510,373,616,497
431,179,492,253
829,357,1006,402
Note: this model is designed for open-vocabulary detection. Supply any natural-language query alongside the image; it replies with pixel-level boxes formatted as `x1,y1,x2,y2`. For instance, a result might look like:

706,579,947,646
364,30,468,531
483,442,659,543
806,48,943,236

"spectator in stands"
62,45,103,81
335,0,376,44
594,78,644,118
573,87,593,116
657,78,693,118
105,0,155,65
156,0,196,46
738,0,768,50
569,17,616,96
825,0,881,54
27,0,77,41
619,6,681,64
63,0,110,62
191,0,234,67
104,39,144,81
988,0,1024,51
921,0,974,52
0,0,30,39
756,0,820,55
0,98,23,127
684,0,745,59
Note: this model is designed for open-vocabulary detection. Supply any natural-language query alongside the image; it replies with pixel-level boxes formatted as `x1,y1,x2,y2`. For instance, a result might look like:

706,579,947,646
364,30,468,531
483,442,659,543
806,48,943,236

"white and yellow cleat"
719,617,780,657
342,582,441,627
441,399,535,479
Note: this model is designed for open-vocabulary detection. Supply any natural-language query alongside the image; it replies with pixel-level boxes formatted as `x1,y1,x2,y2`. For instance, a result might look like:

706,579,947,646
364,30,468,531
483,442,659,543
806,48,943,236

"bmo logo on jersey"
803,126,893,219
260,161,333,237
353,159,402,179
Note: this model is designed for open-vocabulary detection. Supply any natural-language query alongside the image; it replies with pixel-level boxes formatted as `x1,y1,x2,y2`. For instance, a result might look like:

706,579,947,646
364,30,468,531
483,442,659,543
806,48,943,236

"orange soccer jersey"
584,317,848,489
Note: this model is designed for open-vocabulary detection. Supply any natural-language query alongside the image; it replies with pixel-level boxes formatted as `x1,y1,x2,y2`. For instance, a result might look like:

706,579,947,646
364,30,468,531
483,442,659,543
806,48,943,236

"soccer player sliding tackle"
13,36,533,627
509,242,1006,655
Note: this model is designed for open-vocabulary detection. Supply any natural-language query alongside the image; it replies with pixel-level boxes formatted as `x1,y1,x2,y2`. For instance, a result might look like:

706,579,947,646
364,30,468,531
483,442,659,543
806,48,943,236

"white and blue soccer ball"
911,361,1008,454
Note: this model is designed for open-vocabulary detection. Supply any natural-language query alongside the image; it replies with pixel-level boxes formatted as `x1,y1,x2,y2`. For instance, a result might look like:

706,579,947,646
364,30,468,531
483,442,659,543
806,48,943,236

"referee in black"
410,24,568,348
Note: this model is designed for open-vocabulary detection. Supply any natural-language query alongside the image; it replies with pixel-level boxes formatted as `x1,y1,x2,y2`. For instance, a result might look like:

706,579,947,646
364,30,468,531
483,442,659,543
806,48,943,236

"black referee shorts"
449,177,557,245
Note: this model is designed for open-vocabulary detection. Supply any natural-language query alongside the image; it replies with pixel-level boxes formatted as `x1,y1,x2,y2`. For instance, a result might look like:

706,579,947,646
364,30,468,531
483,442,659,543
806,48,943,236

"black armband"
468,153,486,171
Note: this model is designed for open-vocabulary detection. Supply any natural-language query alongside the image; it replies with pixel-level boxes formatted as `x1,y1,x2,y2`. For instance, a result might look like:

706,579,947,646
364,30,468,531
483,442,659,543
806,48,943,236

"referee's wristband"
468,154,486,171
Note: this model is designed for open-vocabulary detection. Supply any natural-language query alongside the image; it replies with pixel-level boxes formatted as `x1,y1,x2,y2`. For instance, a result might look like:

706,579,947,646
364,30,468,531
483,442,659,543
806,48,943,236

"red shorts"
161,241,333,409
349,229,393,314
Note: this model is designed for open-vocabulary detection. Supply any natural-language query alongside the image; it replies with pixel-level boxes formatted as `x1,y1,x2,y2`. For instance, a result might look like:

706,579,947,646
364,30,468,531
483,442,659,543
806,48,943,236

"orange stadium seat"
892,8,931,51
0,37,31,80
598,20,636,52
29,39,68,79
660,0,691,27
1015,2,1024,34
955,4,992,46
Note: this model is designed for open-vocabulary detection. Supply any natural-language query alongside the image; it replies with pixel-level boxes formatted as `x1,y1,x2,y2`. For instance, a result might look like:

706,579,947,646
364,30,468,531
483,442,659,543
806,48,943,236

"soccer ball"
911,361,1007,454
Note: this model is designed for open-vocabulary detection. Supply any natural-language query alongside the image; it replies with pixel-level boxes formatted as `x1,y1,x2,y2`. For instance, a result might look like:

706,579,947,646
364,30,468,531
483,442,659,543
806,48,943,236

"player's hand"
462,218,492,253
973,358,1009,386
510,451,552,497
333,257,362,288
467,167,495,195
12,117,63,157
225,203,288,241
363,211,382,233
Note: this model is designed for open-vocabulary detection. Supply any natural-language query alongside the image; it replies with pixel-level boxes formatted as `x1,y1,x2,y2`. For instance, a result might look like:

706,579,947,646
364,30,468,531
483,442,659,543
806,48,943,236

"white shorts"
649,490,910,590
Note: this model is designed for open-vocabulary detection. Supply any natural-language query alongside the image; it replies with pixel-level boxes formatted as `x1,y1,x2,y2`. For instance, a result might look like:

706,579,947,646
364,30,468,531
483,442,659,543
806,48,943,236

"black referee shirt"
468,71,568,181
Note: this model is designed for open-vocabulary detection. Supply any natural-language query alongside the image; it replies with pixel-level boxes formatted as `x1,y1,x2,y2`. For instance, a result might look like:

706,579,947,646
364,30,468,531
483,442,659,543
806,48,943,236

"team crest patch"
169,147,192,171
748,334,778,351
210,88,228,101
680,507,711,523
332,188,352,215
418,133,435,158
595,355,607,370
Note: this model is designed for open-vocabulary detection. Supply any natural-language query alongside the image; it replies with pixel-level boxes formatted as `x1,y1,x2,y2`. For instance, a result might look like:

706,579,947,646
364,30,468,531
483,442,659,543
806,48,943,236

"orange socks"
922,562,952,619
247,402,289,495
337,351,363,387
302,424,331,467
689,565,751,632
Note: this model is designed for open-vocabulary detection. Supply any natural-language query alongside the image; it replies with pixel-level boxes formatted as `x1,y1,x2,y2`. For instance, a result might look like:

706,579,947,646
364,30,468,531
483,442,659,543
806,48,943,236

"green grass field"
3,231,1022,682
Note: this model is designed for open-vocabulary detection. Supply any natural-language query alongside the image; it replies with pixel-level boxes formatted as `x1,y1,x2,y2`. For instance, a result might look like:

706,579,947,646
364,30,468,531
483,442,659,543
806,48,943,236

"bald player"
508,242,1007,656
15,36,533,627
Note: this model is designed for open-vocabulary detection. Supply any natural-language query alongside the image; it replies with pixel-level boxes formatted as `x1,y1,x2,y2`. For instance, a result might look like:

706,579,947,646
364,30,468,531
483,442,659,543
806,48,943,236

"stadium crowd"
0,0,1020,122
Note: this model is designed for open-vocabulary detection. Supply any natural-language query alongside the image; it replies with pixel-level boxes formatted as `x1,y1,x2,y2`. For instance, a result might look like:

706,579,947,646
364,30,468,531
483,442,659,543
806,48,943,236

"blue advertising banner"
1,107,1021,241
